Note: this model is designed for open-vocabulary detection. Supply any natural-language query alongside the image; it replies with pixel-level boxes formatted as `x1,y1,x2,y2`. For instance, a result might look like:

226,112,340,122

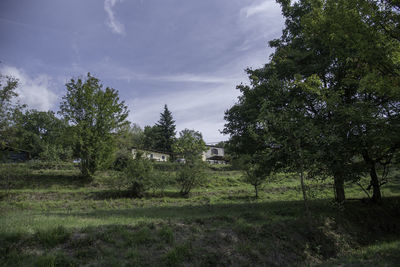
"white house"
131,148,170,162
202,145,226,164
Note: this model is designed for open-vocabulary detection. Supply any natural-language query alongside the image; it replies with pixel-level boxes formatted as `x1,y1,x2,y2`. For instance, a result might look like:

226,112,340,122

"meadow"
1,164,400,266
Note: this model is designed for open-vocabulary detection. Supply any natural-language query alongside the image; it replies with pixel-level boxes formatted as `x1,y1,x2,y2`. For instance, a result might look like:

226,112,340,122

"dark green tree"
143,125,160,151
155,105,176,153
224,0,400,203
59,73,129,177
15,110,72,160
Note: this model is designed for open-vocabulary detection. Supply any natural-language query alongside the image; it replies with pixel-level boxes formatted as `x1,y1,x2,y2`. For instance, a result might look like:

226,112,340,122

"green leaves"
172,129,206,162
59,73,129,177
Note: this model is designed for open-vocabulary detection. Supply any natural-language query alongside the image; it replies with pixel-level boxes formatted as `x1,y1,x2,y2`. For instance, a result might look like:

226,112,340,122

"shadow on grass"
50,197,400,231
2,198,400,266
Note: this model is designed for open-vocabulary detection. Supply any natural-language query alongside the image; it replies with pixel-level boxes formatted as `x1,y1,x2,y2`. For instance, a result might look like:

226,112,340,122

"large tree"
155,104,176,153
224,0,400,203
59,73,129,177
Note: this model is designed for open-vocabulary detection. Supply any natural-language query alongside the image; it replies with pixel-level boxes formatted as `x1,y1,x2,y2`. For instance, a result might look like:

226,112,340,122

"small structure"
131,148,170,162
0,146,30,162
202,145,226,164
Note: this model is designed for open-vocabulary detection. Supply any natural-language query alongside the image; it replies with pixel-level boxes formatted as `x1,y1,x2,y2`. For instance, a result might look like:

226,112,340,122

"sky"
0,0,285,143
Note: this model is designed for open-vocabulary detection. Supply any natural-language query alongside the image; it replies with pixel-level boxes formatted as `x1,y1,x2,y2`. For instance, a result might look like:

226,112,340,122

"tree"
176,159,206,196
155,105,176,153
243,162,267,198
14,110,72,160
124,154,154,198
59,73,129,177
113,122,145,170
143,125,160,151
172,129,207,162
224,0,400,204
0,74,25,154
173,129,207,196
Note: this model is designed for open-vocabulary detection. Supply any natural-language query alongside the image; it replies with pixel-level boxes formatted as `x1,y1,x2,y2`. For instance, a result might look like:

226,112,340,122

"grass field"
1,165,400,266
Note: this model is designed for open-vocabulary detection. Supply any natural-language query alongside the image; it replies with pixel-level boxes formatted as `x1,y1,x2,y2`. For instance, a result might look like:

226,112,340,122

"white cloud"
104,0,126,35
0,66,58,111
241,0,281,18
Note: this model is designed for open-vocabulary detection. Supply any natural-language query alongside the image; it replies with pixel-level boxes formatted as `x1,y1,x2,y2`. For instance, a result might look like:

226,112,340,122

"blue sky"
0,0,285,143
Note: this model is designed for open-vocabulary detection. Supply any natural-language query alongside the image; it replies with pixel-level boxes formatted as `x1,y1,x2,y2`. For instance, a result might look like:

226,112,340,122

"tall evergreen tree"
155,105,176,153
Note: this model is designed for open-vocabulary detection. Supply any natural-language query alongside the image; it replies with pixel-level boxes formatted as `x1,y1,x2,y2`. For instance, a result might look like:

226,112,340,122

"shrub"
124,156,154,197
150,171,174,195
176,159,206,196
242,163,267,198
112,149,132,171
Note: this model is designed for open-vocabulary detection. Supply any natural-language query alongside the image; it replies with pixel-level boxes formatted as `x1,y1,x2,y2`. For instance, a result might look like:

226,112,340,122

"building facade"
131,148,170,162
202,146,226,164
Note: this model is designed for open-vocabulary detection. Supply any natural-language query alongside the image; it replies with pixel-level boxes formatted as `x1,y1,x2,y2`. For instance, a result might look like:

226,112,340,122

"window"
162,155,165,160
211,148,218,155
150,154,153,159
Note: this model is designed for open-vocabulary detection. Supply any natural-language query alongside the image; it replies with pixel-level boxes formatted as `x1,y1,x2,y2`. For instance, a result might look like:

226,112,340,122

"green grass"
1,165,400,266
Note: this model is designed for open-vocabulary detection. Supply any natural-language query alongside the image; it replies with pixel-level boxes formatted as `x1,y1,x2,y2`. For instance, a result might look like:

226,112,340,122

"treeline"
0,73,208,185
224,0,400,203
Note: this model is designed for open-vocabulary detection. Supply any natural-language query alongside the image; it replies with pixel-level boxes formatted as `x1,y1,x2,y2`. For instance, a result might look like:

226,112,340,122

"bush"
124,156,154,197
242,163,267,198
150,171,174,195
176,159,206,196
112,149,132,171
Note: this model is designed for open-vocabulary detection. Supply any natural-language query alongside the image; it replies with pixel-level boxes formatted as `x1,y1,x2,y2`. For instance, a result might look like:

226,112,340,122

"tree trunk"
362,150,382,203
369,162,382,203
255,185,258,198
300,170,310,216
333,173,346,203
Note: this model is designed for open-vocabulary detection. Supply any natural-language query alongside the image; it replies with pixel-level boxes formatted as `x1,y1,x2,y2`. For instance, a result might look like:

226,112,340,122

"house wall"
131,149,170,162
203,146,224,159
202,146,225,163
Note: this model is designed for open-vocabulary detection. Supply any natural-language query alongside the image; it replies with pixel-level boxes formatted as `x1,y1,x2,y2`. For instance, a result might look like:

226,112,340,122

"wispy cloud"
0,65,58,111
241,0,281,18
104,0,125,35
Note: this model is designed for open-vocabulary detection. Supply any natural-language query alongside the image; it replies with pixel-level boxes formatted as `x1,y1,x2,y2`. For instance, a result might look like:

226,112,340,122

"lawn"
1,165,400,266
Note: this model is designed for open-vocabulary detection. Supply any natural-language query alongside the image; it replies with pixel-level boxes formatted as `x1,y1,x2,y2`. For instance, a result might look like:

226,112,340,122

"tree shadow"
2,198,400,266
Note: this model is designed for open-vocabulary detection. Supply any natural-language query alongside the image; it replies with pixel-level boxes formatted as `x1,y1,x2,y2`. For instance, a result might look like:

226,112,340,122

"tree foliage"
224,0,400,203
59,73,129,177
0,74,25,153
155,105,176,153
172,129,207,162
124,154,154,197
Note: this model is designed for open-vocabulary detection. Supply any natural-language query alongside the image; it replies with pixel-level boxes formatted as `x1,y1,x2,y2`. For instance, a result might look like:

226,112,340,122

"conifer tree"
155,105,176,153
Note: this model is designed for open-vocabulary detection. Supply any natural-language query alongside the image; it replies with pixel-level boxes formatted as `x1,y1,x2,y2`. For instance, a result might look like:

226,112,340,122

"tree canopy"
224,0,400,203
59,73,129,177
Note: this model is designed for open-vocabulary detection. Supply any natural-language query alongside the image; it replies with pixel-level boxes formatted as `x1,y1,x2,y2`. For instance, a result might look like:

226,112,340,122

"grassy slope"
0,167,400,266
